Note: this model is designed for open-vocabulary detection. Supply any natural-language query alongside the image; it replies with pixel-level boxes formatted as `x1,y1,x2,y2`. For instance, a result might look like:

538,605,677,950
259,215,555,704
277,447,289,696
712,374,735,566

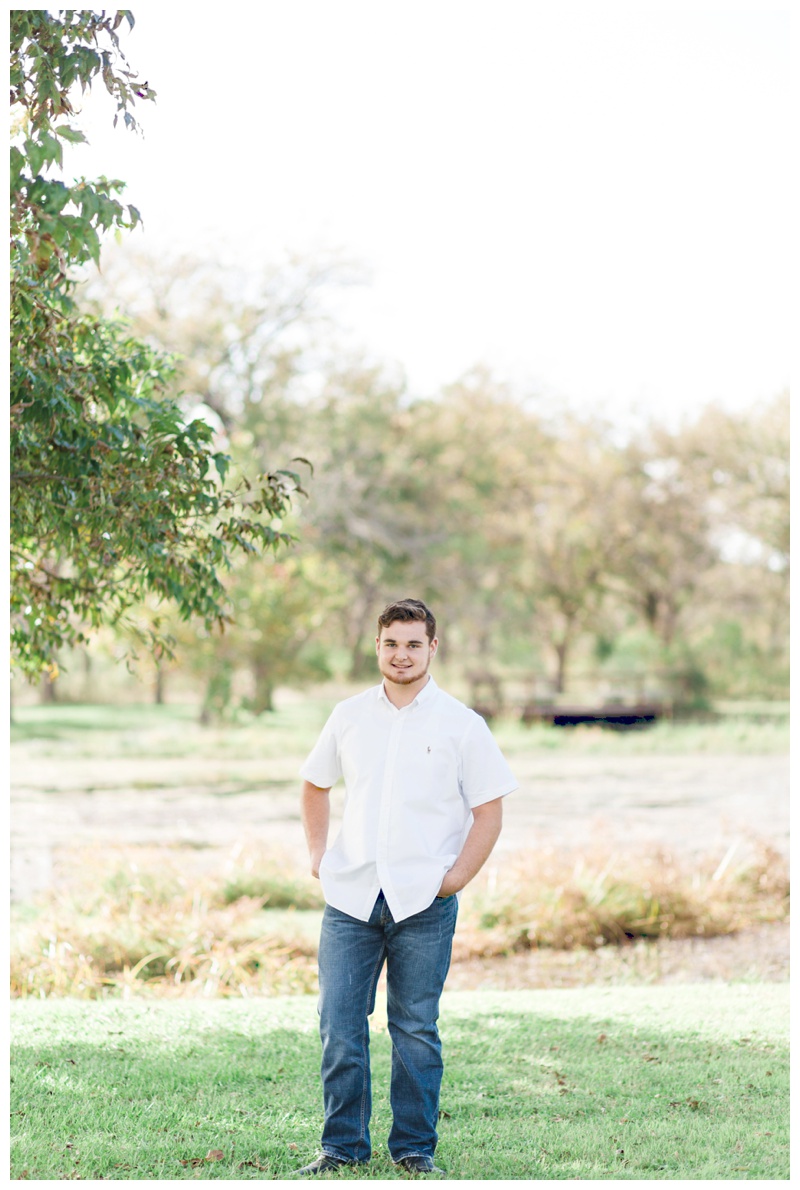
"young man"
295,598,517,1177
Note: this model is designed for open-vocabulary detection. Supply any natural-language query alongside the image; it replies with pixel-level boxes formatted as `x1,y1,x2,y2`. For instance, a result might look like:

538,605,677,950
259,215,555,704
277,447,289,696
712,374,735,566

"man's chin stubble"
385,668,427,686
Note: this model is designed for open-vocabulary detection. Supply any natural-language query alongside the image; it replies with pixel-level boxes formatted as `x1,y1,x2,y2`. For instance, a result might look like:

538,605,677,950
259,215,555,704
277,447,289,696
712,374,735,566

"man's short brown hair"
377,598,437,643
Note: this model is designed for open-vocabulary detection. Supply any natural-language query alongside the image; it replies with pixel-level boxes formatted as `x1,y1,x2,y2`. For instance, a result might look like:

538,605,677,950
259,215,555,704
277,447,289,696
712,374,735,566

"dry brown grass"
453,840,789,960
10,840,788,999
10,847,322,1000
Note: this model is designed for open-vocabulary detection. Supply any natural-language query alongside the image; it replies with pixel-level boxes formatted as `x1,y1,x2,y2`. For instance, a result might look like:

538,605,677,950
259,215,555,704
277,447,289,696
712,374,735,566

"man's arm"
437,796,503,897
301,779,331,879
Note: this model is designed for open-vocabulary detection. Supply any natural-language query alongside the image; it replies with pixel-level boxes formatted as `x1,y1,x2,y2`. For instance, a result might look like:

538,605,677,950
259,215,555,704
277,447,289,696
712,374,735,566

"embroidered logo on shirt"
427,745,431,753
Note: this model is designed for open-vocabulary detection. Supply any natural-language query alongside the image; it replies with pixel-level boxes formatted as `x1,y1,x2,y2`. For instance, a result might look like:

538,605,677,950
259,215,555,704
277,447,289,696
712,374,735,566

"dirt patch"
11,753,789,902
446,921,789,990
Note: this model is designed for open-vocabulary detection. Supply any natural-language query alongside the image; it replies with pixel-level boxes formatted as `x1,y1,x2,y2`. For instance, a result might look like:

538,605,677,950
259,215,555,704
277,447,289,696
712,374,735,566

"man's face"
376,619,438,687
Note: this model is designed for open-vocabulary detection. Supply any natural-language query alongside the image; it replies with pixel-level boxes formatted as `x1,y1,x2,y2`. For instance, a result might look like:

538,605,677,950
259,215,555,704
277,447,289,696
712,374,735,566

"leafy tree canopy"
10,11,305,679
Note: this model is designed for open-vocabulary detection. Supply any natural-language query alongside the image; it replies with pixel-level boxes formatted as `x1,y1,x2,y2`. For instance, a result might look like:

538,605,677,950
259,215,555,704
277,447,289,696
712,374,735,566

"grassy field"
11,699,789,999
10,986,789,1180
9,699,790,1178
10,693,790,757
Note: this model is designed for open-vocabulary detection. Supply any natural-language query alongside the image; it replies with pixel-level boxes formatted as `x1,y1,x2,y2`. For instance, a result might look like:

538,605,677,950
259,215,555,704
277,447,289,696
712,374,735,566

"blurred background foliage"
15,243,788,718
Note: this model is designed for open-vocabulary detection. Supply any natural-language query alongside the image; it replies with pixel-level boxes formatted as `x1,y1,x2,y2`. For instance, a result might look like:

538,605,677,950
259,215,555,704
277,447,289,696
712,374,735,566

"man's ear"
430,636,439,657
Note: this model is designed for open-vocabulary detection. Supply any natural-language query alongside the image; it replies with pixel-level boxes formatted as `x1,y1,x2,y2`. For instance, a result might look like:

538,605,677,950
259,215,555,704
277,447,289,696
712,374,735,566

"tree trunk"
251,674,275,715
553,639,569,694
200,668,232,724
154,663,165,705
348,585,378,679
551,611,577,694
659,599,679,648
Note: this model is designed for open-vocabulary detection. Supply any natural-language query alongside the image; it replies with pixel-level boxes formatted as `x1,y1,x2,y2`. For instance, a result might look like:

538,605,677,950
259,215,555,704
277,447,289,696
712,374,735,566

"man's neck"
383,673,431,709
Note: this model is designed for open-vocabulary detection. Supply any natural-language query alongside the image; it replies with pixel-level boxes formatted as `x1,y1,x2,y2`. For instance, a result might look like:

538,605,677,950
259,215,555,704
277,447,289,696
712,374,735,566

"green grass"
9,698,332,760
11,697,789,758
10,987,788,1180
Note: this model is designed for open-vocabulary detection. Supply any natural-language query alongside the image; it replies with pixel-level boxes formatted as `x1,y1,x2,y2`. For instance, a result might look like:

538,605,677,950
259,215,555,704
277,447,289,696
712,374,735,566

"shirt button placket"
376,708,405,906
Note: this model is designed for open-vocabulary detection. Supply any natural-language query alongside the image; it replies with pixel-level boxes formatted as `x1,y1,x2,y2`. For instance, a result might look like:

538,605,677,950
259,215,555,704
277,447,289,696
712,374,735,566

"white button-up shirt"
299,676,518,922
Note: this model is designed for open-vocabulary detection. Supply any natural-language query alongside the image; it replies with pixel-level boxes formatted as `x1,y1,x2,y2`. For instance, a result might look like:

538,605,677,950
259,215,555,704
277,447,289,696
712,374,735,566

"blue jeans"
317,890,458,1164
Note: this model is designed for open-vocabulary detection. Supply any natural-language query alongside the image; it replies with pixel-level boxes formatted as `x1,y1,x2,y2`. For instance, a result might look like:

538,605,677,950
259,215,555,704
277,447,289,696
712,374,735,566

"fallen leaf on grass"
596,1033,607,1044
288,1144,299,1151
239,1159,271,1172
180,1151,225,1168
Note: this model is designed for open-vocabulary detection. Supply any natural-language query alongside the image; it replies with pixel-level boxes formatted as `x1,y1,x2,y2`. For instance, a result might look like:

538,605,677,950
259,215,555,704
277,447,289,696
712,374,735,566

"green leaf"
213,453,230,483
10,145,25,182
55,125,88,144
39,180,70,214
24,138,46,177
83,224,101,265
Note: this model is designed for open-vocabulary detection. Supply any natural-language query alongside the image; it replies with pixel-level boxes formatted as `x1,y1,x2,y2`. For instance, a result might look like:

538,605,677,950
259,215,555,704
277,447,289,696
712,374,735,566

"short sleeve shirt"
300,676,518,922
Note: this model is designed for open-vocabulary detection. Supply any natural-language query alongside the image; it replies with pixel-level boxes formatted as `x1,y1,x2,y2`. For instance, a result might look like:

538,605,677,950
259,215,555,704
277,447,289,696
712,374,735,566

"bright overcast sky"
66,1,790,427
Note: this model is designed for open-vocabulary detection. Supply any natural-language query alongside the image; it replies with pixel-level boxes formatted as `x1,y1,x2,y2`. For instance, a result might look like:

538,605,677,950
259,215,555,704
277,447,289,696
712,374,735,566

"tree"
10,11,303,679
609,430,719,651
184,555,333,721
506,414,626,694
668,395,789,698
407,369,545,671
80,245,358,443
681,394,789,573
298,360,446,676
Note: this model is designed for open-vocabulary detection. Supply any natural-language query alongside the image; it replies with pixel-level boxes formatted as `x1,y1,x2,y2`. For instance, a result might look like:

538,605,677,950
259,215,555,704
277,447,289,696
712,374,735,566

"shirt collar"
378,674,438,709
